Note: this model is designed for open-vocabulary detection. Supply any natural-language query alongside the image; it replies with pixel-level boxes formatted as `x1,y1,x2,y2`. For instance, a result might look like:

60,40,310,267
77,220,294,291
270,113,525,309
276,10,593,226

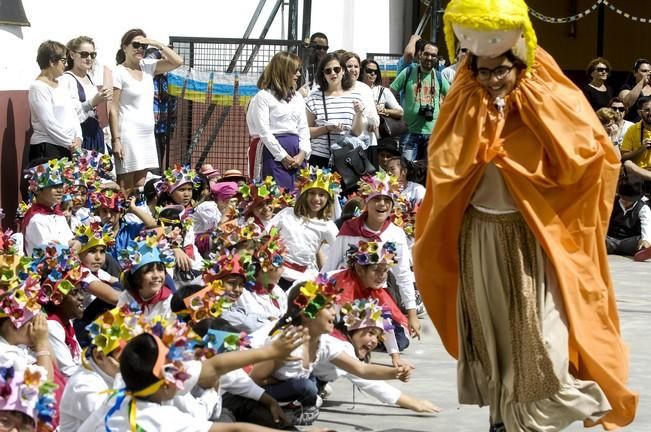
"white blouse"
28,80,82,148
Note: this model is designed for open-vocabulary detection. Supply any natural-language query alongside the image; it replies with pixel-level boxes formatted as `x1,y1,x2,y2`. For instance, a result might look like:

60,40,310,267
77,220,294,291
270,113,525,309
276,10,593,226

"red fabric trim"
337,212,391,241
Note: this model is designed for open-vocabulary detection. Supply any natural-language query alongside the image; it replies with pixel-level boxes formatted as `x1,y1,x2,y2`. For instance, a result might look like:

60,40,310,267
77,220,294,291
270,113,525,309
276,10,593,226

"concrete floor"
309,255,649,432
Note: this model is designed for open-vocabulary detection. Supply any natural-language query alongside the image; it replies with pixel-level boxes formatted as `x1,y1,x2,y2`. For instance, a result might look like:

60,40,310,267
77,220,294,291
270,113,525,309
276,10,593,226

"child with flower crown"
22,158,76,255
78,318,308,432
270,166,340,289
0,357,57,432
324,172,421,339
225,229,288,333
117,234,176,320
194,181,239,257
250,274,411,426
312,298,440,414
384,156,425,206
158,205,204,287
238,176,290,232
74,222,120,306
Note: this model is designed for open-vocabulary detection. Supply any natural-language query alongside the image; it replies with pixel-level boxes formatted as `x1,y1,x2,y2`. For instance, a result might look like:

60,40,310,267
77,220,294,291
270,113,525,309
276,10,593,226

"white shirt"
24,212,74,256
205,369,266,419
59,71,100,123
441,63,459,84
312,336,402,405
615,120,635,146
401,181,426,205
47,318,81,377
271,333,344,381
353,81,380,147
28,79,82,148
372,85,403,113
270,207,338,281
193,201,222,234
323,223,416,310
618,199,651,242
0,336,35,365
59,357,114,432
246,89,311,161
116,290,174,321
225,287,287,333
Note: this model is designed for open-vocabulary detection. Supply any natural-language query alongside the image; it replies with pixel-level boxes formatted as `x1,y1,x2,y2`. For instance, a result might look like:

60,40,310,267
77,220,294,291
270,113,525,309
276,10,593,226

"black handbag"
322,91,376,191
376,88,408,138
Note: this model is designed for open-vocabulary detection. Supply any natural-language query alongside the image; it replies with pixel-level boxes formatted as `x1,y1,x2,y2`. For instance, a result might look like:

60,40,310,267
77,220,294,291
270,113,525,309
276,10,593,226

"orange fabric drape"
413,47,638,429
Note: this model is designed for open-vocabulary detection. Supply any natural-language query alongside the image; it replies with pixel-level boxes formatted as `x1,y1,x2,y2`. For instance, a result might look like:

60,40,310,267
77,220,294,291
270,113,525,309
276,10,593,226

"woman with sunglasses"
28,40,82,163
109,29,183,193
305,53,365,168
59,36,112,153
619,58,651,122
359,59,403,122
581,57,614,111
607,97,634,146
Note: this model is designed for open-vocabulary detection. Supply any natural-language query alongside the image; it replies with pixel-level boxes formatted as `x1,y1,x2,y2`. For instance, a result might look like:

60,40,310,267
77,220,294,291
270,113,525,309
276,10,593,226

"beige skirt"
457,206,611,431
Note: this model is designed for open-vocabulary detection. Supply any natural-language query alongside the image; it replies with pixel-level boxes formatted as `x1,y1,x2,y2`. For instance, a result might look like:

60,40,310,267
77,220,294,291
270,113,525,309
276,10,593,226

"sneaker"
291,405,320,426
415,290,427,318
318,383,333,401
315,394,323,408
634,247,651,262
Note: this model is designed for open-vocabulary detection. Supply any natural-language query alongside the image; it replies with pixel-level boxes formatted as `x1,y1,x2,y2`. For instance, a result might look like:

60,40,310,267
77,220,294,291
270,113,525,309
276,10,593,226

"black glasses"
595,67,609,73
476,65,515,81
311,44,329,51
611,106,626,112
324,66,342,75
131,41,149,50
365,68,378,75
460,48,469,53
57,57,68,65
76,51,97,59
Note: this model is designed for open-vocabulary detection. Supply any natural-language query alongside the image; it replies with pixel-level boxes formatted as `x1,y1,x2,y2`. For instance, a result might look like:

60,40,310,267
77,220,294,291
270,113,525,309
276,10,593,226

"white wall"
0,0,405,90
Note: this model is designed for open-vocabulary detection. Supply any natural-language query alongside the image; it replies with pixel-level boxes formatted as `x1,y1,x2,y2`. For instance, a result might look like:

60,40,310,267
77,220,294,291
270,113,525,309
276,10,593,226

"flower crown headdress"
0,360,58,431
341,298,394,333
156,164,201,195
212,218,264,252
24,158,72,193
118,234,176,274
30,242,85,305
296,166,342,198
181,279,233,323
238,176,294,215
73,148,115,180
75,222,116,254
0,275,42,328
346,241,398,267
202,251,256,289
391,196,419,240
201,329,251,355
85,303,145,356
357,171,402,202
293,274,342,319
253,227,286,273
88,188,127,212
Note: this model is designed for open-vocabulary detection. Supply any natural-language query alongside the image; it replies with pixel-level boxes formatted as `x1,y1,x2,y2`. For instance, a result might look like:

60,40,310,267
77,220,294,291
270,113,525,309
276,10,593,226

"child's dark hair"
294,189,334,220
406,159,427,186
269,282,309,334
192,317,239,337
192,173,209,203
124,262,166,296
120,333,160,392
143,178,159,205
170,284,204,315
336,197,364,229
333,320,375,363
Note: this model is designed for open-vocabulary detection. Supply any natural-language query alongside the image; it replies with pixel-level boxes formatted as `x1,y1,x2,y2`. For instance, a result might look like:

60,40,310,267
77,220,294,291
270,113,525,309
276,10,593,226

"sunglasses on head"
131,41,149,50
76,51,97,59
365,68,378,75
324,66,342,75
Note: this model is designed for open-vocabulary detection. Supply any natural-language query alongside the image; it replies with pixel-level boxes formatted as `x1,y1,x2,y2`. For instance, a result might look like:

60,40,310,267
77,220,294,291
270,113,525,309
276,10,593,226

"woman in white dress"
109,28,183,192
60,36,112,152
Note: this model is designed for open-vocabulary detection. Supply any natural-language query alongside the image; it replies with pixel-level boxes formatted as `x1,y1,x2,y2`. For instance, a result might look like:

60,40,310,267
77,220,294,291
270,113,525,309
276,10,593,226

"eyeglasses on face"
131,41,149,50
365,68,378,75
611,106,626,112
57,57,68,65
311,44,329,51
594,67,609,73
476,65,515,81
324,66,342,75
76,50,97,59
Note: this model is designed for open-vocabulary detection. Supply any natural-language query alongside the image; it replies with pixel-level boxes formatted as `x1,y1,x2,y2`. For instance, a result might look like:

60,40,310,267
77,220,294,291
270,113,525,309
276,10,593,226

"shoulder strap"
403,64,414,94
65,71,87,103
377,86,385,104
321,90,332,148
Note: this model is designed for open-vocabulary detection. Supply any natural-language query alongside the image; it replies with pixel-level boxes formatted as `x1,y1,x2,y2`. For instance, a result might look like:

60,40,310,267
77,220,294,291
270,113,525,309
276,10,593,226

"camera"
419,104,434,122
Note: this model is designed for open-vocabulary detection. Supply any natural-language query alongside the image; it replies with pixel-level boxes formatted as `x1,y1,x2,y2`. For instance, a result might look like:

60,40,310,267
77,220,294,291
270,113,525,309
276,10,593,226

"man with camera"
390,41,450,162
621,96,651,181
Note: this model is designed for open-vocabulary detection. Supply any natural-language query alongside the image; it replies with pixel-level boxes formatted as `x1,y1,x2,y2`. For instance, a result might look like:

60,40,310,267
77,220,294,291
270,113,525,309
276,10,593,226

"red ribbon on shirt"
132,285,173,308
337,212,391,241
21,203,63,235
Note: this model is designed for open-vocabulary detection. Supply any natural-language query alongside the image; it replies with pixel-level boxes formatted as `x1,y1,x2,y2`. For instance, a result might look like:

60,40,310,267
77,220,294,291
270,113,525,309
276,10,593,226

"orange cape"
413,47,638,429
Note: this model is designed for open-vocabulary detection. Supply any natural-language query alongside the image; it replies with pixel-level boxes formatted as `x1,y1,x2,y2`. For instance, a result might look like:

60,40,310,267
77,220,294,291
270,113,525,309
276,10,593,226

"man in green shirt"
390,41,450,161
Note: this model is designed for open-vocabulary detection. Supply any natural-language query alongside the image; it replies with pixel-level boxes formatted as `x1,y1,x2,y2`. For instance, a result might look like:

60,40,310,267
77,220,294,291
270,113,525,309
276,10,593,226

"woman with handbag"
359,59,405,139
305,53,365,168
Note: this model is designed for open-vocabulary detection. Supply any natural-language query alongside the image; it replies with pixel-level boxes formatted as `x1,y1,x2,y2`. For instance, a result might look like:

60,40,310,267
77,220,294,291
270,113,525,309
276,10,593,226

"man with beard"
621,96,651,181
390,41,449,162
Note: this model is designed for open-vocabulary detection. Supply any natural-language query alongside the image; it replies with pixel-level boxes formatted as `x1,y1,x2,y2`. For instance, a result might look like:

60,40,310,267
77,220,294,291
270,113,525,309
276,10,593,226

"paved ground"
309,255,649,431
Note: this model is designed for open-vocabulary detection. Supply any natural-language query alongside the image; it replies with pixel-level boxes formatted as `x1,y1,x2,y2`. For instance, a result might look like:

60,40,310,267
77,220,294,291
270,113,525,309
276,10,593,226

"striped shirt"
306,90,362,159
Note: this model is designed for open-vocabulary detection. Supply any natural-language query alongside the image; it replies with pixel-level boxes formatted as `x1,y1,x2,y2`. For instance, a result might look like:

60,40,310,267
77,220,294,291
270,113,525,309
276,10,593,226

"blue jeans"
400,132,431,162
264,376,318,406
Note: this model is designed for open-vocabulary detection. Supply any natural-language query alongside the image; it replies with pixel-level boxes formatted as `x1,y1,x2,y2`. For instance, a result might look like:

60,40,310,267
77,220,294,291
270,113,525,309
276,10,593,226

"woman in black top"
581,57,614,111
619,58,651,122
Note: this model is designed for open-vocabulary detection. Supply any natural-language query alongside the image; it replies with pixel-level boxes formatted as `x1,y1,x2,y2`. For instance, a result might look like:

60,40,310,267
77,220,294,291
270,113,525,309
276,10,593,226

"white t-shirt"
59,71,100,124
272,333,344,381
28,79,82,148
225,287,287,333
193,201,222,234
24,212,74,256
59,358,114,432
116,290,174,322
401,181,426,205
271,206,338,281
311,336,402,405
47,319,81,377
